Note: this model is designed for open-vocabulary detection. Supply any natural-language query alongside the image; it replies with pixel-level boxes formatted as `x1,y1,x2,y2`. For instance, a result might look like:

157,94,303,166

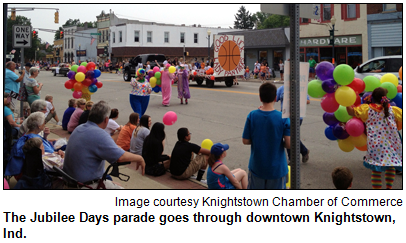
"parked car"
354,55,402,85
123,54,166,81
51,63,70,77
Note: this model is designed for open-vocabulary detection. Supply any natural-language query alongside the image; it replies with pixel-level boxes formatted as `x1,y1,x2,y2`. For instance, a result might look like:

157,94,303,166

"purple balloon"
92,78,98,85
323,112,340,126
361,92,375,104
148,71,154,78
86,70,95,79
67,71,76,80
321,79,338,93
333,123,349,140
389,101,396,107
315,61,334,81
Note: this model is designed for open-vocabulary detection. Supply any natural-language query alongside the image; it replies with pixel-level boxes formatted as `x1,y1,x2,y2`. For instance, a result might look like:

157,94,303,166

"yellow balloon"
380,73,398,86
338,138,354,152
335,86,356,107
169,66,176,74
201,139,214,150
350,134,367,147
75,72,85,82
81,86,90,94
149,77,157,88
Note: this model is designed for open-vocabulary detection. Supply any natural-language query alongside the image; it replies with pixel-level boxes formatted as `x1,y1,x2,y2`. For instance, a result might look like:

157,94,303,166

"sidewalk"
46,123,207,190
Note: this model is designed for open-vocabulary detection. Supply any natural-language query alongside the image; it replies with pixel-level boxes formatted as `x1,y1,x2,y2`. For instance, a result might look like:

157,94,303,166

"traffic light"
33,30,37,39
329,29,334,45
54,11,59,24
11,8,16,21
60,31,64,39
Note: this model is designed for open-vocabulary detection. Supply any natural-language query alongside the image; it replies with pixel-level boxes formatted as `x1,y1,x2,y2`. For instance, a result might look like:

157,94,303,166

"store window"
347,46,362,69
147,31,152,43
306,48,319,62
273,50,283,70
384,47,402,56
319,47,333,63
134,31,140,42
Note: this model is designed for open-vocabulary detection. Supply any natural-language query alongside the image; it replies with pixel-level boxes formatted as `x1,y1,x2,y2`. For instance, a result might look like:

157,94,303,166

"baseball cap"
25,63,33,67
210,143,229,156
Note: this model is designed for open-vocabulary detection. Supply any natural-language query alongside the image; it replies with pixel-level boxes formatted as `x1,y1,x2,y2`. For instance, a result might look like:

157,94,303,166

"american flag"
90,37,95,45
45,42,49,49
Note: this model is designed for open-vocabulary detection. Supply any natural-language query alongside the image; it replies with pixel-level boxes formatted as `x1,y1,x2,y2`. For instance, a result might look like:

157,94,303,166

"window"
119,31,122,42
322,4,332,22
98,31,101,43
65,39,67,49
300,18,310,25
147,31,152,43
362,59,387,72
347,4,356,18
102,31,105,43
180,32,185,43
341,4,360,21
112,32,115,43
134,31,140,42
164,32,169,43
383,4,396,12
194,33,198,43
71,38,73,49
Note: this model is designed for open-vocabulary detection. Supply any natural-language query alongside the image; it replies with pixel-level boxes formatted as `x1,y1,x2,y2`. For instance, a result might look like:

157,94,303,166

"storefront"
300,35,362,68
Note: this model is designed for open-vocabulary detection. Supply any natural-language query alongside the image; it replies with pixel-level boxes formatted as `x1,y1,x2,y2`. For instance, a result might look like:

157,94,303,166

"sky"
7,4,261,44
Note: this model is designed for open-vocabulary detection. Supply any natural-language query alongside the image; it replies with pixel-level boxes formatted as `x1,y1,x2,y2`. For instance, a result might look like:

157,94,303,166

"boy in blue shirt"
242,83,290,189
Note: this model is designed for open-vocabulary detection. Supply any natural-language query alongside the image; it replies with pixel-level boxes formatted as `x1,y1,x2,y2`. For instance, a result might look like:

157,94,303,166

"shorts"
172,154,206,180
261,73,266,77
45,111,57,123
247,170,286,189
309,67,315,73
280,70,284,74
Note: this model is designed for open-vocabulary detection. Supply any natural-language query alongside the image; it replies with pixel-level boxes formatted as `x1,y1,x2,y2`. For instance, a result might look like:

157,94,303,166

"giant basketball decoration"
218,41,241,71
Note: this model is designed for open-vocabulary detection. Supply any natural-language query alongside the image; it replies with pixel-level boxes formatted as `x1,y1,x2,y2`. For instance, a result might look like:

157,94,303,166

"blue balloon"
325,126,337,141
391,93,402,109
94,69,101,78
88,84,98,93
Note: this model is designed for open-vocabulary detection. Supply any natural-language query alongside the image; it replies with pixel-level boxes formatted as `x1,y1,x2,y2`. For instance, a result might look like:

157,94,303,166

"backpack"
17,81,28,101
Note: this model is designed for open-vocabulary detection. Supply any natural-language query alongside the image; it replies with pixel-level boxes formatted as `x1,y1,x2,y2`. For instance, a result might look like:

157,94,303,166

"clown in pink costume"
176,65,190,104
161,64,174,106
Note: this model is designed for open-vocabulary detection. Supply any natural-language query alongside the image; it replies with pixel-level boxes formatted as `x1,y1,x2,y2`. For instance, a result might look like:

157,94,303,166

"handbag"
17,81,28,101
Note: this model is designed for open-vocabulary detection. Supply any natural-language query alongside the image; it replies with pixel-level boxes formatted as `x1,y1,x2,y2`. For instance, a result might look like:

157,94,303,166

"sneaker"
57,121,62,126
396,170,402,175
190,175,197,180
199,179,207,184
302,150,310,163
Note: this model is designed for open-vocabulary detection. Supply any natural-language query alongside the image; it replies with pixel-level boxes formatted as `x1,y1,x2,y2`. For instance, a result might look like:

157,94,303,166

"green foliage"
252,12,290,29
234,6,254,29
62,18,81,27
54,26,63,40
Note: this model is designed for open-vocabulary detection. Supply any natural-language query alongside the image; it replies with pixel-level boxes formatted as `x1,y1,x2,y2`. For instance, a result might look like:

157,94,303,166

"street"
38,70,402,189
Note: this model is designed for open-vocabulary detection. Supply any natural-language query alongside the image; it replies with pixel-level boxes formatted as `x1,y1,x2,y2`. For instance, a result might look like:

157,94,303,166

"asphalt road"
37,71,402,189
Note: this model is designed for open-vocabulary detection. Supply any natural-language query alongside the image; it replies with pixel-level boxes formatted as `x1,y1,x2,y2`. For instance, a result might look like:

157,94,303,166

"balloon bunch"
144,65,176,93
308,63,402,153
64,62,103,101
206,68,214,75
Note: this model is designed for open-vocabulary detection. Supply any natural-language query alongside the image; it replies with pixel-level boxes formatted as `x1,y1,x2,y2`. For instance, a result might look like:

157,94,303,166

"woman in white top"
105,108,122,142
130,115,151,155
145,61,151,72
279,59,284,81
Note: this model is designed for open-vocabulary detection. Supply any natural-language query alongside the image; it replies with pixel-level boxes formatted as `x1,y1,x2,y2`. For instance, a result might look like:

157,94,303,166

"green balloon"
380,82,397,99
334,105,353,123
81,62,88,67
333,64,354,86
154,72,161,79
308,80,326,98
71,88,75,91
363,76,381,92
156,79,161,86
71,65,79,72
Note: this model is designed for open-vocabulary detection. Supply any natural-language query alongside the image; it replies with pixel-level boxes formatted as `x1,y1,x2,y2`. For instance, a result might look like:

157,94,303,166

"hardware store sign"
300,35,361,47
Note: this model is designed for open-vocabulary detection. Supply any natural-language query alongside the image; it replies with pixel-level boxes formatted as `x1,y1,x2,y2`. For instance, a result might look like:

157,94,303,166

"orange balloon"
355,144,367,151
399,66,402,81
73,82,83,91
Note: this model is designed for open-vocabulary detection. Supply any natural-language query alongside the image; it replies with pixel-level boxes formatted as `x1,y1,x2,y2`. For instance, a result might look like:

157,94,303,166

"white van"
354,55,402,84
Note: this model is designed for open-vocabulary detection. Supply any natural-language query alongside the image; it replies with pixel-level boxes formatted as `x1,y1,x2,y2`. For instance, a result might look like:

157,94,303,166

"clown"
129,69,152,116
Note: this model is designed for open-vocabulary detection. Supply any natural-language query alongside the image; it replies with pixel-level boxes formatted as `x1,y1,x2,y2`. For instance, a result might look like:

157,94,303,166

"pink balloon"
346,118,365,137
162,111,177,126
77,66,87,73
4,178,10,189
320,93,340,113
153,66,160,73
72,90,83,99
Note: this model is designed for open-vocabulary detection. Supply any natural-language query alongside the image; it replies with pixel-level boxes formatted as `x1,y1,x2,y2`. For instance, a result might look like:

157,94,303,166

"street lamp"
329,16,336,65
207,30,211,64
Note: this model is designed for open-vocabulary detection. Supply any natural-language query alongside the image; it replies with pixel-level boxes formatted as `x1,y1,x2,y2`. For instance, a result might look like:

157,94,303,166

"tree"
252,12,271,29
234,6,254,29
252,12,290,29
54,26,63,40
62,18,81,27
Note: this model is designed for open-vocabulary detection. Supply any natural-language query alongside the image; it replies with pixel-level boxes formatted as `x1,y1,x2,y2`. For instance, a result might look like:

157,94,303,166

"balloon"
88,84,98,93
361,92,373,104
169,66,176,74
156,79,161,86
308,80,326,98
346,118,365,137
334,105,353,123
323,112,340,126
399,66,402,81
338,138,355,152
71,88,75,92
363,76,380,92
154,72,161,79
64,80,75,89
71,65,79,72
77,65,87,74
347,78,365,94
380,73,398,86
355,144,367,151
211,76,215,81
94,69,101,78
153,86,161,93
315,61,334,81
380,82,397,99
86,62,96,71
82,78,93,87
321,79,338,93
353,94,361,107
67,71,76,80
81,86,90,94
80,62,88,67
324,126,337,141
333,64,354,85
153,66,160,73
335,86,356,107
391,93,402,109
193,71,197,76
86,70,95,79
397,85,402,93
201,139,214,150
333,123,349,140
150,77,157,88
148,71,154,78
162,111,177,126
96,81,103,89
75,72,85,82
92,78,98,85
72,91,82,99
73,82,83,91
350,134,367,147
320,93,340,113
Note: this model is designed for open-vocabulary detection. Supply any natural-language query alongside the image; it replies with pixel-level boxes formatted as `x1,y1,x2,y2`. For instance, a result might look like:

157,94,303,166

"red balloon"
82,78,93,87
64,80,75,89
320,93,339,113
347,78,365,94
86,62,96,71
352,94,361,107
211,76,215,80
397,85,402,93
96,81,103,88
193,72,197,76
73,82,83,91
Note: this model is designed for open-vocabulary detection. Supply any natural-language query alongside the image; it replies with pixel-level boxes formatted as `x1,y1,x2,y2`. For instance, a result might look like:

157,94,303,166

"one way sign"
12,25,32,48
